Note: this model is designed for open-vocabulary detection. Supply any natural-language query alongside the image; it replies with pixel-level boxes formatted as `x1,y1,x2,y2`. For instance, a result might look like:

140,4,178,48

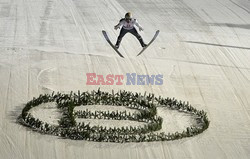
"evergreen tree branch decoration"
18,89,210,143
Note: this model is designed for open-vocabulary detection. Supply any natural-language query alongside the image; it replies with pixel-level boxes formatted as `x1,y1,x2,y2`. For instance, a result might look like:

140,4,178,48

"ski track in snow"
1,0,250,159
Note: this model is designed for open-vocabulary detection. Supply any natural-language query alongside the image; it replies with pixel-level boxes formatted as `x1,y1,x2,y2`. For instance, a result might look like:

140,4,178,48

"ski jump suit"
115,18,146,48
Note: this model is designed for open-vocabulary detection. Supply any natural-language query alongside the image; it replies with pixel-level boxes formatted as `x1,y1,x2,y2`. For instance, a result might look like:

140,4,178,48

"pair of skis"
102,30,159,58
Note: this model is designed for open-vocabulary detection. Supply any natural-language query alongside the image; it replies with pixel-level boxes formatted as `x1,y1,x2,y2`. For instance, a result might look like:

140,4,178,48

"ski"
137,30,160,56
102,30,124,58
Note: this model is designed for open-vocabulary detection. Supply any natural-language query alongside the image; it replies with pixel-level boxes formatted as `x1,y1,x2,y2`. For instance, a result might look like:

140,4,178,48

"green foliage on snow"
19,89,210,143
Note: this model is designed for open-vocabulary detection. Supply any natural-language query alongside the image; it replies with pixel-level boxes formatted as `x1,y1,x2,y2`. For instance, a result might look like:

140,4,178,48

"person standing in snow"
114,12,147,49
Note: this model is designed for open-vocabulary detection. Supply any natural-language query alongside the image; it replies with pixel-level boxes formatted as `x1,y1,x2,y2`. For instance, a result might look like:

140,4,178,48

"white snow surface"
1,0,250,159
74,105,140,114
28,102,61,126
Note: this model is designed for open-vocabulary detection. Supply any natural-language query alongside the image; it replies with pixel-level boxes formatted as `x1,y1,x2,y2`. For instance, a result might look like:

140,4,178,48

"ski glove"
114,25,120,30
139,27,144,31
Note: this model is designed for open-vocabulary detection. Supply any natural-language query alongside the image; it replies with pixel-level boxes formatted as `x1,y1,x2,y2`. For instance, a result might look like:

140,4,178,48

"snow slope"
0,0,250,158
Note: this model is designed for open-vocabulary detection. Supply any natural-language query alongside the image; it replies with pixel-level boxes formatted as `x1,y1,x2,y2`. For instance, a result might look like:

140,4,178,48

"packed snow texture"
28,102,61,126
0,0,250,159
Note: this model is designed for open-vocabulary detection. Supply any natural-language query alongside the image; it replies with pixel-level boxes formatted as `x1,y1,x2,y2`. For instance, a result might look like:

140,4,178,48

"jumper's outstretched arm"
114,23,120,30
135,19,143,31
114,20,123,30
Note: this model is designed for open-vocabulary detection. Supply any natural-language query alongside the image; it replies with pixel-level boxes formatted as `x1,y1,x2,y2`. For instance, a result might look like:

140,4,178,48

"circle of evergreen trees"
19,89,209,143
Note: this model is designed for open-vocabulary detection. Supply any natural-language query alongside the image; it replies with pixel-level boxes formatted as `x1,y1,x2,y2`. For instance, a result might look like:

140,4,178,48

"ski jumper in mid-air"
114,12,147,49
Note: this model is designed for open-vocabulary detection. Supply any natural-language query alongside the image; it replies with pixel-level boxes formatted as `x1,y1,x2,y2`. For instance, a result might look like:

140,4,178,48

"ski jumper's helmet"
125,12,132,19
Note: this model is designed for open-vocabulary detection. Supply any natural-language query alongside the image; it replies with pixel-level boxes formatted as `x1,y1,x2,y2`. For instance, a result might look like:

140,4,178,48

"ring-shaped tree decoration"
19,89,209,143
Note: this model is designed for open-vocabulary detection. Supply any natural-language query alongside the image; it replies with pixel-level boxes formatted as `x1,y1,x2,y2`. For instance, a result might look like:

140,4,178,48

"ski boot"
142,43,148,48
115,44,119,49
